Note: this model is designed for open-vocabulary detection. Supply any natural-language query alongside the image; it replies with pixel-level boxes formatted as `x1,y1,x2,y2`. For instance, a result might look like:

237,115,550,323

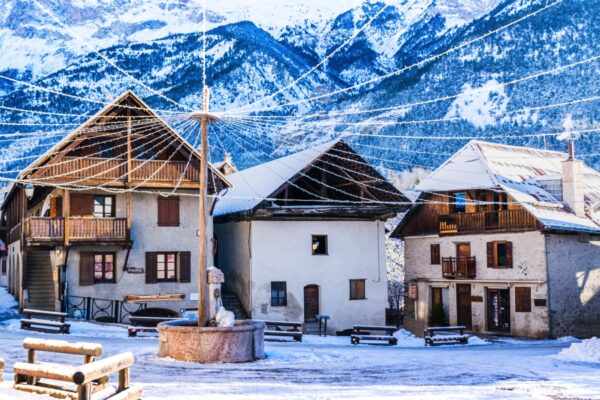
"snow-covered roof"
214,140,338,217
416,140,600,234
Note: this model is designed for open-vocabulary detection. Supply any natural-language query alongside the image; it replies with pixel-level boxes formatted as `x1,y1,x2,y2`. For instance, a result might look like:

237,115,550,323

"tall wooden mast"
190,88,219,327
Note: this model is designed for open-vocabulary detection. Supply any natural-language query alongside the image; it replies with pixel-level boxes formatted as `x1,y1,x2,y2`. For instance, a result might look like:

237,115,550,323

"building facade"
0,91,229,320
393,141,600,338
214,140,409,333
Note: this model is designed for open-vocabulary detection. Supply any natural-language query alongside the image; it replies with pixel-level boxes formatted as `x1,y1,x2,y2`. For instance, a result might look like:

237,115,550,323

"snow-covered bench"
263,321,303,342
424,326,469,346
21,309,70,334
351,325,398,345
13,338,142,400
128,316,179,337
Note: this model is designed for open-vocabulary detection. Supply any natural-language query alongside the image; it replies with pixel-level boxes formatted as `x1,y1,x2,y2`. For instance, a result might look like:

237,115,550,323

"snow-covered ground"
1,286,599,399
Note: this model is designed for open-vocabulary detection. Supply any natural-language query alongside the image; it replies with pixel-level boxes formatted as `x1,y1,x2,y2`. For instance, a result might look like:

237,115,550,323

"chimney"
224,153,232,166
561,141,586,218
220,153,237,176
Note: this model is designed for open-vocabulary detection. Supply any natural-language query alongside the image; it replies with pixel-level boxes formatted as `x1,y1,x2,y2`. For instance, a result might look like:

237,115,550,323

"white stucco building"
214,140,409,333
393,141,600,338
0,91,230,320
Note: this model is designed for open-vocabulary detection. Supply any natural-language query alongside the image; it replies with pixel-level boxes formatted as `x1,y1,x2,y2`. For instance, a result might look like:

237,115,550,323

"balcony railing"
33,157,199,184
25,217,128,244
442,257,476,279
438,209,537,235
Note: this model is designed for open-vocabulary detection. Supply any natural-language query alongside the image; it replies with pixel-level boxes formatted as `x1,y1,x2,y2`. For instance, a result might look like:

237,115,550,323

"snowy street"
1,319,599,400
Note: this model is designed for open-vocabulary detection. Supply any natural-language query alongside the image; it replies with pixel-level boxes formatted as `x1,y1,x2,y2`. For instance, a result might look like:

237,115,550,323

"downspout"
372,220,382,283
543,233,554,338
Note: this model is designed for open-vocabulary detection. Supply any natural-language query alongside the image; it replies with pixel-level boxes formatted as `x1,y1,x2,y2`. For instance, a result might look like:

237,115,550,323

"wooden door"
304,285,319,323
456,284,472,329
50,197,63,217
487,288,511,332
456,243,471,258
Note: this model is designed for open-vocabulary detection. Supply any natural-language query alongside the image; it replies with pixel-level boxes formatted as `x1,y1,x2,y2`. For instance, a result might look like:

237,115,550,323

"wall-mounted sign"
126,266,145,274
408,284,418,300
470,296,483,303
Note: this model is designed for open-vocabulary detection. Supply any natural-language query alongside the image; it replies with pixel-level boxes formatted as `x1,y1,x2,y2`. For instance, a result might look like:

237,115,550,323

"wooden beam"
64,189,70,246
23,338,103,357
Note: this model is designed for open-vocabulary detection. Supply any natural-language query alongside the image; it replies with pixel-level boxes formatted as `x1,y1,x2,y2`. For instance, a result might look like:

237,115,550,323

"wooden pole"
63,189,70,246
198,88,210,327
126,112,132,244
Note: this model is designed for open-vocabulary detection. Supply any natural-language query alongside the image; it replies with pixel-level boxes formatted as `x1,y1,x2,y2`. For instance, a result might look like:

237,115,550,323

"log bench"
263,321,303,342
127,316,179,337
351,325,398,345
12,338,142,400
21,309,70,334
0,357,4,382
424,326,469,346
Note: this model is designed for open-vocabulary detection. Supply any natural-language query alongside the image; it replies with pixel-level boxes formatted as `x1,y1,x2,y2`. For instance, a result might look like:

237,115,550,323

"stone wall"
546,233,600,338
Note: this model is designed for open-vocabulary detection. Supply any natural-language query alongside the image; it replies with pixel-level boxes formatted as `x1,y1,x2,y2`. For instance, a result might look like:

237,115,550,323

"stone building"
392,140,600,338
214,140,409,333
0,91,230,320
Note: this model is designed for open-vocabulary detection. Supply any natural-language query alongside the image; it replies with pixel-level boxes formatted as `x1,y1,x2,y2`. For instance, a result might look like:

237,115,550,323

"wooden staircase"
26,251,55,311
221,291,248,320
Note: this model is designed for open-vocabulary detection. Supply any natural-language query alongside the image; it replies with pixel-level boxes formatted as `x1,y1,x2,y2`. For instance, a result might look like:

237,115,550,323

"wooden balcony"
25,217,128,245
442,257,476,279
438,209,538,235
33,157,199,187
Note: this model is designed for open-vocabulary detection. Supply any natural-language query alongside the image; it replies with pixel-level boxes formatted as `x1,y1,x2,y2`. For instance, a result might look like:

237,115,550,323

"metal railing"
441,256,477,279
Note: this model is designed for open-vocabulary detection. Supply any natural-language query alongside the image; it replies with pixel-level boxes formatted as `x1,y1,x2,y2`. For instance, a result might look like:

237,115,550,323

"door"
456,284,472,329
487,288,511,332
304,285,319,323
456,243,471,258
456,243,471,276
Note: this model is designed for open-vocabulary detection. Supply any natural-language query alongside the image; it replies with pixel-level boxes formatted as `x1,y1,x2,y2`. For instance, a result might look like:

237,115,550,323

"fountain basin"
157,319,265,363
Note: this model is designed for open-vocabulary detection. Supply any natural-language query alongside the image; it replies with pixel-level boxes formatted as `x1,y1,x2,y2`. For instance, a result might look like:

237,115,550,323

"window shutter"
430,244,440,264
506,241,513,268
71,194,93,216
157,198,167,226
515,287,531,312
170,197,180,226
79,252,94,286
179,251,191,283
145,252,157,284
486,242,494,268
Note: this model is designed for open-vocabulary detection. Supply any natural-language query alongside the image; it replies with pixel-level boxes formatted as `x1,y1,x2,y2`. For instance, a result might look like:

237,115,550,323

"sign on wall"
408,284,418,300
126,266,144,274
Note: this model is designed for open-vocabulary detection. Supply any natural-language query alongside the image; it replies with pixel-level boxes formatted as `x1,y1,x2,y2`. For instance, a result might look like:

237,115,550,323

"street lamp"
24,183,34,200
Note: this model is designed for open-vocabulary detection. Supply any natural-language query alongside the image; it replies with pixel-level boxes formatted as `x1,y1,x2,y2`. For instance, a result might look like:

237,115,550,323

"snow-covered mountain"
0,0,599,179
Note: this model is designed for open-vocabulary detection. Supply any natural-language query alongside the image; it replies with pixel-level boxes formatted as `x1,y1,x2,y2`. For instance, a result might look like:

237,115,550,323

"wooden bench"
21,309,70,334
13,338,142,400
424,326,469,346
128,316,179,337
351,325,397,345
263,321,303,342
0,357,4,382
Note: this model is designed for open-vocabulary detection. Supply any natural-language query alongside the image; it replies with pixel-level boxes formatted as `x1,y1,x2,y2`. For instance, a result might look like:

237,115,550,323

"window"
98,142,114,158
430,244,440,264
452,192,467,213
349,279,366,300
515,287,532,312
477,192,488,212
271,282,287,307
93,195,115,218
1,260,6,275
157,253,177,282
312,235,328,255
493,191,508,211
157,197,180,227
93,253,115,283
487,241,513,268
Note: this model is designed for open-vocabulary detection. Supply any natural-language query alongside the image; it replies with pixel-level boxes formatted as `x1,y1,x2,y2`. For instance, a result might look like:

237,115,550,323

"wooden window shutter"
71,194,93,216
50,197,63,217
486,242,494,268
145,252,158,284
506,241,513,268
430,244,440,265
179,252,191,283
515,287,531,312
158,197,179,226
79,252,94,286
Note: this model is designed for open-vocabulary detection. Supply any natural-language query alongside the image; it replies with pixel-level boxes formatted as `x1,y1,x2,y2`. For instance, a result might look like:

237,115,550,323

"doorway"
304,285,319,323
487,288,510,332
456,284,472,329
